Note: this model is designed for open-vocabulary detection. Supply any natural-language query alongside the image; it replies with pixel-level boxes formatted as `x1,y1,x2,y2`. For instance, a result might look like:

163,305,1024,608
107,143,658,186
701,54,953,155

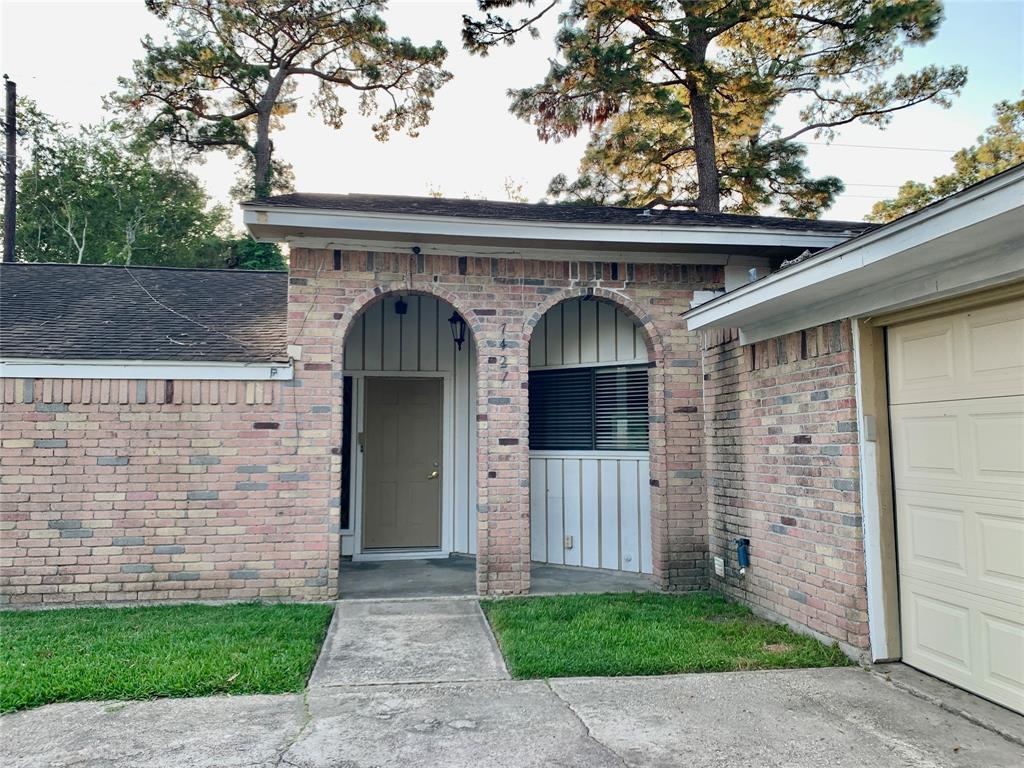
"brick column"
474,334,531,595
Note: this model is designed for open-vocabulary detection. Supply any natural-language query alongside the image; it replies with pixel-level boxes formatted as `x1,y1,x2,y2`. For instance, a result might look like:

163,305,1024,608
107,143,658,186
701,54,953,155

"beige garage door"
888,296,1024,713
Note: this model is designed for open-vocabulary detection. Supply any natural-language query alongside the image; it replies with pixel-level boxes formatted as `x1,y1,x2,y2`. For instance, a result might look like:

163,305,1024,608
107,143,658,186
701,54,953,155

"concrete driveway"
3,598,1022,768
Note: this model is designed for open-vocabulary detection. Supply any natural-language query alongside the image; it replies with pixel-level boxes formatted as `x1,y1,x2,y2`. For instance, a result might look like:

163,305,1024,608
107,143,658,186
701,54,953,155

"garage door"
888,296,1024,713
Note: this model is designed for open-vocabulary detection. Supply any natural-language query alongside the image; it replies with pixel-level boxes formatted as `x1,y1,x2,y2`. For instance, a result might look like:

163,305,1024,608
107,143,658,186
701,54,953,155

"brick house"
2,166,1021,711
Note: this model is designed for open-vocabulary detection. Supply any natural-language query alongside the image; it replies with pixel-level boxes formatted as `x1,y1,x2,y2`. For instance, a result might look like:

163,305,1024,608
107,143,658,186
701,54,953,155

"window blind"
528,365,648,451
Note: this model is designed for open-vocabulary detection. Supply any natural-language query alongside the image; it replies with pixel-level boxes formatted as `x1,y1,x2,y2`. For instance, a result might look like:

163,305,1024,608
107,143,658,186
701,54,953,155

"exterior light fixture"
394,297,408,316
448,311,466,351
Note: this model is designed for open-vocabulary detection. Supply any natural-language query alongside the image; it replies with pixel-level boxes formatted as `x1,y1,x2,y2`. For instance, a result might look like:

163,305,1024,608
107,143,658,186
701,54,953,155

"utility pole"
3,75,15,262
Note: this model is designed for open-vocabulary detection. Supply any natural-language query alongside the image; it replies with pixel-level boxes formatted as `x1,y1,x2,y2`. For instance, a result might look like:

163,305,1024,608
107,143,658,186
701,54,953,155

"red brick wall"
702,321,868,650
0,378,335,606
1,249,720,606
288,249,720,594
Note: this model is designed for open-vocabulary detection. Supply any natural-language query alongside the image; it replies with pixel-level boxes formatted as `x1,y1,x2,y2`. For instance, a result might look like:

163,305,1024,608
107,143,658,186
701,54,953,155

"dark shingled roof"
245,193,876,235
1,263,288,363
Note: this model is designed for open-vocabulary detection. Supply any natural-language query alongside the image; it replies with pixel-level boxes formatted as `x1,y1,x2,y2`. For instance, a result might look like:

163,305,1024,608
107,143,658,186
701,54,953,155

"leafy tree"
869,94,1024,222
113,0,451,198
221,237,287,270
464,0,967,215
8,100,284,269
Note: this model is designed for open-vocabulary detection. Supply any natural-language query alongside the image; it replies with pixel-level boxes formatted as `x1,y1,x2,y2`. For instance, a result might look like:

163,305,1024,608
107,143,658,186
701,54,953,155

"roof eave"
240,203,857,259
684,165,1024,343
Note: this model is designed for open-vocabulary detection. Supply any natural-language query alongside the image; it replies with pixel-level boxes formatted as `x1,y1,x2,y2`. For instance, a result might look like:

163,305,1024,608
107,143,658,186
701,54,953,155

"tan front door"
887,296,1024,713
362,377,443,550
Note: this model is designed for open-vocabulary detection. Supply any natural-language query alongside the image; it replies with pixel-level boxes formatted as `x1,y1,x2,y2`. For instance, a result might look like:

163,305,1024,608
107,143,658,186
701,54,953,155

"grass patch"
0,602,334,713
482,592,851,679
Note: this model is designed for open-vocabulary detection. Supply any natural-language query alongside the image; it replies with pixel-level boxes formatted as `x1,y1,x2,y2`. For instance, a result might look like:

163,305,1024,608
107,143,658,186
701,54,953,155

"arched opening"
526,295,656,579
338,291,478,573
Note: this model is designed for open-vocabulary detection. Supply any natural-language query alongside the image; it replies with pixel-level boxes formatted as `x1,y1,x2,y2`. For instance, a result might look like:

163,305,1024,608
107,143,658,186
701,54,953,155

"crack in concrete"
273,690,314,768
543,680,631,768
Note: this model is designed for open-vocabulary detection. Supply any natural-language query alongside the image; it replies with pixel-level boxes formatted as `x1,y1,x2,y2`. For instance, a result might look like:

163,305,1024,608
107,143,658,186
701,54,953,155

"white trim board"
0,359,293,381
243,205,855,257
684,166,1024,342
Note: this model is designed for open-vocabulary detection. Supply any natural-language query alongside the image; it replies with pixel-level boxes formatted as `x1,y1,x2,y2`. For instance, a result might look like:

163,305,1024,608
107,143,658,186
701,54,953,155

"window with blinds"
528,365,649,451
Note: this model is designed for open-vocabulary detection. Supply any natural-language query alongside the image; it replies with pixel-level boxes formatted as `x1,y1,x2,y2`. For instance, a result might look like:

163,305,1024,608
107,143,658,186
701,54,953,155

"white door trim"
347,371,455,561
852,319,901,661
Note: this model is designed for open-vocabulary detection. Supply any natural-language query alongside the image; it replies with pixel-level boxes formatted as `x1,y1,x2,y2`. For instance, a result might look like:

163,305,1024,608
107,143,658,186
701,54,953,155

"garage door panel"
897,491,1023,605
890,296,1024,714
901,579,973,676
888,318,956,404
965,300,1024,393
889,298,1024,404
901,576,1024,713
891,397,1024,501
895,494,969,576
972,410,1024,484
977,509,1024,593
981,613,1024,706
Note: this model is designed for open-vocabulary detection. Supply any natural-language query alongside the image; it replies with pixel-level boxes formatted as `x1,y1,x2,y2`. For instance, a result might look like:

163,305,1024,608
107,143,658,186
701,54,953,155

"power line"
797,140,955,153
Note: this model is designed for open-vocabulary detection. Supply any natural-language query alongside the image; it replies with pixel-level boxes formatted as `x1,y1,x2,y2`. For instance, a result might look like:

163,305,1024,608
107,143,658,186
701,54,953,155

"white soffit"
684,166,1024,343
241,205,853,262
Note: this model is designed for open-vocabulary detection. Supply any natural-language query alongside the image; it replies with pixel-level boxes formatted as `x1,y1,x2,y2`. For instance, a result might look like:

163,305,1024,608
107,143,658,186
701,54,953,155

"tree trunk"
687,83,720,213
253,107,273,199
684,32,721,214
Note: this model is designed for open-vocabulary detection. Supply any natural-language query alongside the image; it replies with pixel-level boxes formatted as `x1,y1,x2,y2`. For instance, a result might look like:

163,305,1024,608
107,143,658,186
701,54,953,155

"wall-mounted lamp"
394,297,408,316
448,311,467,351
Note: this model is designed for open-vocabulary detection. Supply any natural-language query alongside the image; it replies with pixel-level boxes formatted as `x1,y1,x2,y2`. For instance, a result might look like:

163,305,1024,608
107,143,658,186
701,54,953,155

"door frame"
853,281,1024,663
349,371,455,561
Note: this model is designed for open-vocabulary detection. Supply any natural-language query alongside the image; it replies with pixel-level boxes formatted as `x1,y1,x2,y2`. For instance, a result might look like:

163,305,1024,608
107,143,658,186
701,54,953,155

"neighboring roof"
0,263,289,363
245,192,874,235
684,164,1024,343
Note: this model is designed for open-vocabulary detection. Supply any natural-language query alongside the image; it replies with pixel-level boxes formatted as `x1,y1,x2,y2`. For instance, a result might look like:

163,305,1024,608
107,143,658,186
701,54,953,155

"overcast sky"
2,0,1023,224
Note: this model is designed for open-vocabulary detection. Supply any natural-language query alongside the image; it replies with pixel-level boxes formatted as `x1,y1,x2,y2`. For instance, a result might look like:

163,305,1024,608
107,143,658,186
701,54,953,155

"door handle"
427,470,439,480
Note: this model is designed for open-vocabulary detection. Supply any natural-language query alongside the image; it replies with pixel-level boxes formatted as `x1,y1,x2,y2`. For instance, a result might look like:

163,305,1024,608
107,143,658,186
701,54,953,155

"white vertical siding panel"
381,297,401,370
467,342,479,555
598,302,617,362
530,314,546,366
363,301,383,371
635,325,648,362
546,458,565,565
616,311,636,361
562,299,581,365
419,297,438,372
618,460,641,572
580,299,599,363
453,340,470,553
581,460,600,567
530,459,547,561
545,303,563,365
400,297,420,371
562,459,582,566
639,459,652,574
599,460,619,569
345,315,364,371
437,305,454,372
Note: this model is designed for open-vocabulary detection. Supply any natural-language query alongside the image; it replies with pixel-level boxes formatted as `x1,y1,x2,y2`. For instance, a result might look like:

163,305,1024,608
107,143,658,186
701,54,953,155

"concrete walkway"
3,598,1023,768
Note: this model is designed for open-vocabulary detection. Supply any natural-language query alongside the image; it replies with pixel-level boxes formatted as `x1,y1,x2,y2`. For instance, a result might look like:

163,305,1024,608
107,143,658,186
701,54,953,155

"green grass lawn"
0,602,334,713
482,592,851,679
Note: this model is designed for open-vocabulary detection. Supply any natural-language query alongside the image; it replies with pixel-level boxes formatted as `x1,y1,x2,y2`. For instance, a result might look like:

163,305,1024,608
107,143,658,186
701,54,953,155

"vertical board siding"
345,295,478,554
529,298,652,574
528,455,652,574
531,297,648,368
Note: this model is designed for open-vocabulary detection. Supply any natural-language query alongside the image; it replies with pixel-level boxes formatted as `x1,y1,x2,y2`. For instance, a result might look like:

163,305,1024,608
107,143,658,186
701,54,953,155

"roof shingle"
0,263,288,363
245,192,875,235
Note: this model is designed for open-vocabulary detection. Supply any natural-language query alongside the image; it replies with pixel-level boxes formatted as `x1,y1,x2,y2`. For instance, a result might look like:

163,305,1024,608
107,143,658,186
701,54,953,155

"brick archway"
523,286,671,588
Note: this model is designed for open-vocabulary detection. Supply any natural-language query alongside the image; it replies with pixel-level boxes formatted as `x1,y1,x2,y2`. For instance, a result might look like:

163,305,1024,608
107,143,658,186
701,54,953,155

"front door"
362,377,443,550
